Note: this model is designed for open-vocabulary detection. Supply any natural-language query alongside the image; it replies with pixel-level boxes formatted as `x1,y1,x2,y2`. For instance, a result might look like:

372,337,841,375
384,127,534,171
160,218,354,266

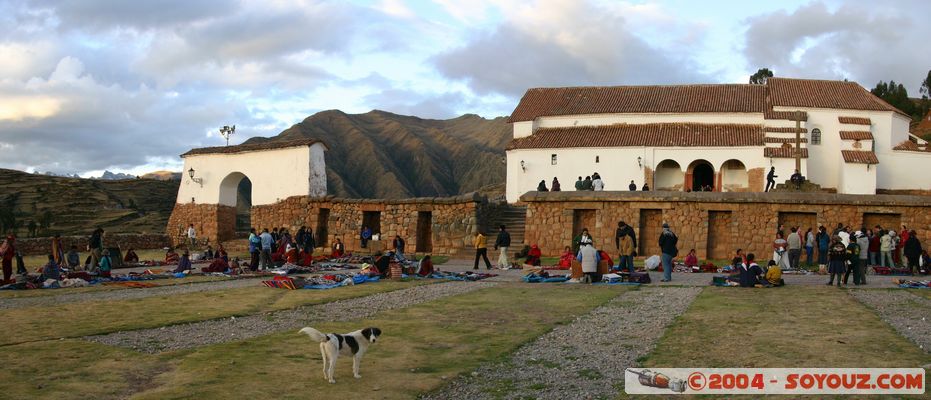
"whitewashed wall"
876,150,931,190
839,161,877,194
176,143,328,206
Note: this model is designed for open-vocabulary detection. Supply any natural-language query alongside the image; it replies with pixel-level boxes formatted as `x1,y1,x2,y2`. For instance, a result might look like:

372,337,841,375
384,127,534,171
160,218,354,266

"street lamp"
188,167,202,185
219,125,236,146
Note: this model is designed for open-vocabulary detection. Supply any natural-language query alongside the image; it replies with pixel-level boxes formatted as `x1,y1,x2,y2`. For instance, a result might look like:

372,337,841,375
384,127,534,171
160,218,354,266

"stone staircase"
486,205,528,246
770,179,824,193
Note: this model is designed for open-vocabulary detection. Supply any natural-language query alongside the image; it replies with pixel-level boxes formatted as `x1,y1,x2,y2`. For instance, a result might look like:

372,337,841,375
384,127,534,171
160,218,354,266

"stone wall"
521,191,931,260
14,233,170,256
248,193,486,255
166,203,237,247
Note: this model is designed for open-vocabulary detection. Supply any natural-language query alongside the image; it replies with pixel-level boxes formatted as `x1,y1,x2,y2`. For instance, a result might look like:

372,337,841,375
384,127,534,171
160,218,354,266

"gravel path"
422,286,702,400
0,277,263,310
88,281,496,353
849,290,931,353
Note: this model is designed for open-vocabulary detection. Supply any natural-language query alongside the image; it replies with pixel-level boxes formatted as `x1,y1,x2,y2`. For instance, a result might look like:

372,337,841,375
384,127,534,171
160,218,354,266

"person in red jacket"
898,225,910,266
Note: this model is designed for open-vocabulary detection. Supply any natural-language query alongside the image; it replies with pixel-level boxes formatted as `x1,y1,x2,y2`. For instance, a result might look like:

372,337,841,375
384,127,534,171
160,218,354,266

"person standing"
360,226,372,249
772,231,789,270
187,224,197,248
271,228,280,253
572,228,593,254
615,221,637,273
88,228,104,273
868,229,880,266
551,177,561,192
880,230,894,268
51,234,64,266
577,242,601,284
259,228,273,270
295,227,306,252
765,167,778,192
904,230,922,275
842,232,861,285
816,226,830,269
473,231,492,270
804,227,815,267
302,227,315,254
494,225,511,269
0,234,15,283
827,237,847,287
592,175,605,191
855,231,869,284
658,223,678,282
248,228,261,271
787,227,802,270
629,180,637,191
899,225,910,267
574,176,584,190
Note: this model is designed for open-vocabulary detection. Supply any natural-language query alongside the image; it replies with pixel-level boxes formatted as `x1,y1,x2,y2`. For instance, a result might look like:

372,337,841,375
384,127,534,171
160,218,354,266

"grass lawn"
0,275,244,299
637,287,930,397
0,283,630,399
0,280,434,345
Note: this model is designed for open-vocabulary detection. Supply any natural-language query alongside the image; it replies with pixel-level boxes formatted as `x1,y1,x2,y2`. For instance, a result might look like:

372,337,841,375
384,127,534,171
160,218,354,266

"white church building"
505,77,931,203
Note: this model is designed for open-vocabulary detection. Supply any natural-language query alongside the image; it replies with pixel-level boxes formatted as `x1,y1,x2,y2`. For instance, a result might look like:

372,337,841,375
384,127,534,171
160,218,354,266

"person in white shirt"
187,224,197,248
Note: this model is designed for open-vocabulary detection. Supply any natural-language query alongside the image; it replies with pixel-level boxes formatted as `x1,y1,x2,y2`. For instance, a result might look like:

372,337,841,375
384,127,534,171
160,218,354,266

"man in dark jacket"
494,225,511,269
765,167,778,192
658,223,678,282
904,230,923,275
615,221,637,272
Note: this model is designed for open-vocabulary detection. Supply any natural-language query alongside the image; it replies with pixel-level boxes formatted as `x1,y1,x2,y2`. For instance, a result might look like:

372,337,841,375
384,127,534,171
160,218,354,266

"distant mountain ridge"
243,109,510,199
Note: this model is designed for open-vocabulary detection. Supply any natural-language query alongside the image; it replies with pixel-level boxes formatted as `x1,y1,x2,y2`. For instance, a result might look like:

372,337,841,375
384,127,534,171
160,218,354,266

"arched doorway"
686,160,715,191
654,160,684,191
720,159,748,192
219,172,253,237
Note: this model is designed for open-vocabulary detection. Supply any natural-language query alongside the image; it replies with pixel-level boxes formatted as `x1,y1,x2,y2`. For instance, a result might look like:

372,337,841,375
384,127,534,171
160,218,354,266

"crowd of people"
535,172,651,192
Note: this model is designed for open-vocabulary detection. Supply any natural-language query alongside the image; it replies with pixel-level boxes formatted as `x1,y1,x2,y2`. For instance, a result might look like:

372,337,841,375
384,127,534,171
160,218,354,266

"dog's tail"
298,327,328,342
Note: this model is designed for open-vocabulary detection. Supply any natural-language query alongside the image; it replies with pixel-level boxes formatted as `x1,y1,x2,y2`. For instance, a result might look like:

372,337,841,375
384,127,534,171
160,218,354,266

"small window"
551,154,557,165
810,128,821,145
595,156,600,163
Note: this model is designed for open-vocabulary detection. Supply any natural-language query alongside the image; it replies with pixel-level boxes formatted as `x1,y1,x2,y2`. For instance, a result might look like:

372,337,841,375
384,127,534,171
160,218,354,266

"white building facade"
505,78,931,203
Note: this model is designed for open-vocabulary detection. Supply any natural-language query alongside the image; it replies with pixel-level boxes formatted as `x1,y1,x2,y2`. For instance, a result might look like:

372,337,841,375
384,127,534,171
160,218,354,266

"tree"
870,80,917,117
749,68,774,84
921,69,931,99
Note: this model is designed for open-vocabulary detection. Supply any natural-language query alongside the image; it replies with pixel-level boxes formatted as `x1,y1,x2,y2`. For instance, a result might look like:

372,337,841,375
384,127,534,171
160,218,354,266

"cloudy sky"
1,0,929,177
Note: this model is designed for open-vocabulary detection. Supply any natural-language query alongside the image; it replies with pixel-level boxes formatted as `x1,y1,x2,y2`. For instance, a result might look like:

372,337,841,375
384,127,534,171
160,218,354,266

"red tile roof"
509,78,908,122
892,140,931,152
764,127,808,133
839,131,873,140
838,116,871,125
508,84,766,122
505,123,763,150
841,150,879,164
764,147,808,158
764,137,808,144
181,139,326,157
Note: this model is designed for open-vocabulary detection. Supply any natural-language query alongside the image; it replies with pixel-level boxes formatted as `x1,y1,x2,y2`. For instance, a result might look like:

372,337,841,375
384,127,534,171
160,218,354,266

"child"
765,259,783,286
685,249,698,268
558,246,574,269
98,249,113,278
525,244,542,266
418,255,435,277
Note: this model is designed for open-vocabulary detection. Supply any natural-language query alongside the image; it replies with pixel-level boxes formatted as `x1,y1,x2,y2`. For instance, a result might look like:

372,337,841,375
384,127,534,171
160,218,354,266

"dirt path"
849,289,931,353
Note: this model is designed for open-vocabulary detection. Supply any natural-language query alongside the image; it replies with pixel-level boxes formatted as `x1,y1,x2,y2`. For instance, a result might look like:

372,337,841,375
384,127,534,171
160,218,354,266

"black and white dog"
299,326,382,383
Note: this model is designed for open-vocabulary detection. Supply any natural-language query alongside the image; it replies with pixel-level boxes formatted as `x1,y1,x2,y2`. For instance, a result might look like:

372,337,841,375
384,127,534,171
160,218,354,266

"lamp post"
188,167,202,185
219,125,236,146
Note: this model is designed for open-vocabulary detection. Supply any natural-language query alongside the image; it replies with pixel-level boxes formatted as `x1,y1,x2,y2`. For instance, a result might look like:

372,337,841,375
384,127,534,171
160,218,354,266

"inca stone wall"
250,194,485,255
16,234,170,256
166,203,237,247
522,191,931,259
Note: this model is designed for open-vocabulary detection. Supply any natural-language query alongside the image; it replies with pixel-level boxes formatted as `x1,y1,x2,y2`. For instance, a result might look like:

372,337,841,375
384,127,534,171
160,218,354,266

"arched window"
810,128,821,145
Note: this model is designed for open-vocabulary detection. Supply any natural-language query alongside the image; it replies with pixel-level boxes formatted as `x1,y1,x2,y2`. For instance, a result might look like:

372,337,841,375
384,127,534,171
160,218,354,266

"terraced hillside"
0,169,179,236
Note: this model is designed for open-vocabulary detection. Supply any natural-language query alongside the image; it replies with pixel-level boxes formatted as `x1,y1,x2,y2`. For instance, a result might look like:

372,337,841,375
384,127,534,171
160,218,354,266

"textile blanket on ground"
428,271,497,281
873,266,913,276
892,278,931,289
522,271,569,283
103,281,158,288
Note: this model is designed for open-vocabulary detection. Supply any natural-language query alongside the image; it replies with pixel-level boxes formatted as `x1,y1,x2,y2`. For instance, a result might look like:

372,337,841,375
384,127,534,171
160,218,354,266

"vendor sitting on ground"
165,248,180,264
40,254,62,281
202,252,230,273
417,255,435,277
684,249,698,269
66,245,81,269
373,252,391,276
525,244,542,266
331,238,345,258
765,259,784,286
285,244,298,264
558,246,574,269
298,248,315,266
173,251,192,274
738,253,765,287
98,249,113,278
203,245,215,260
123,248,139,264
216,244,229,262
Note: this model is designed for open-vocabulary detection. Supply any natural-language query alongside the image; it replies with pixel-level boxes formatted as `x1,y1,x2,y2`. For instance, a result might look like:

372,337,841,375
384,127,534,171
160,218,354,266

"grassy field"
637,287,930,398
0,283,628,399
0,280,434,345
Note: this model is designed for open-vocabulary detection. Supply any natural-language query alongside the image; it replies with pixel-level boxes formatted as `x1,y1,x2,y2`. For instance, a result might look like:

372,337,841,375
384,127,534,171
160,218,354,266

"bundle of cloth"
892,278,931,289
522,270,568,283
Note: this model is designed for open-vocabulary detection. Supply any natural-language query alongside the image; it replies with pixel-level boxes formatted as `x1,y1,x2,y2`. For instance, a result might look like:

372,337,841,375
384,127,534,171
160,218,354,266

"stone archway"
166,140,328,246
218,172,253,234
654,160,684,191
686,160,715,191
719,159,749,192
